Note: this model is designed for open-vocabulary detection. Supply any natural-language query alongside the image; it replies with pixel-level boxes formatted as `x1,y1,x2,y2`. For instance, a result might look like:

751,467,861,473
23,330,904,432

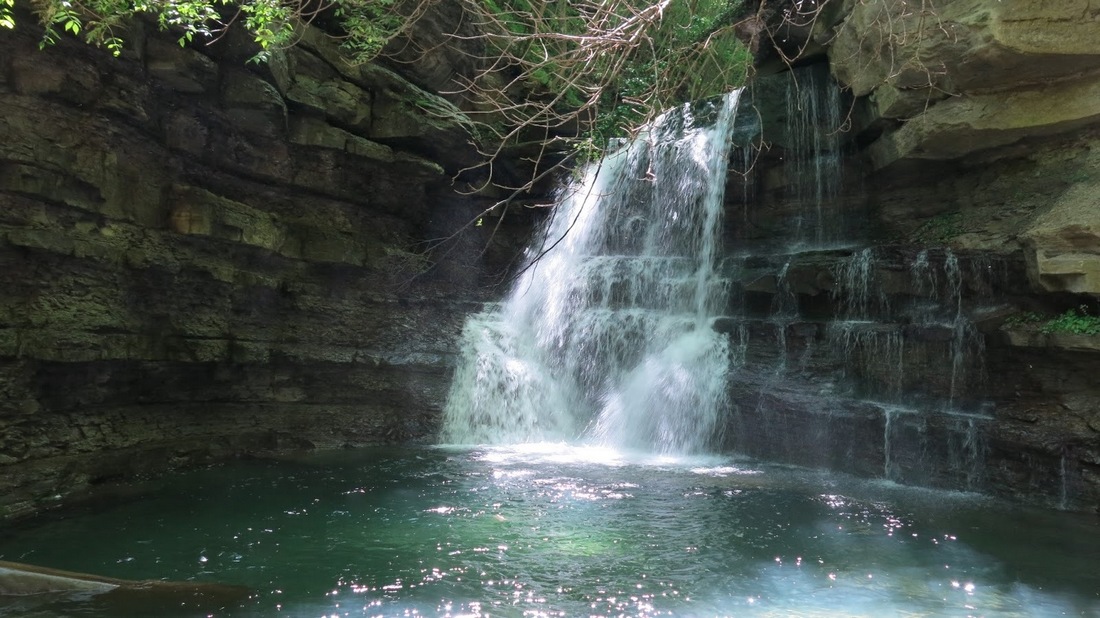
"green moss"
1003,307,1100,336
1066,168,1091,184
1003,311,1043,329
1040,307,1100,336
912,211,963,244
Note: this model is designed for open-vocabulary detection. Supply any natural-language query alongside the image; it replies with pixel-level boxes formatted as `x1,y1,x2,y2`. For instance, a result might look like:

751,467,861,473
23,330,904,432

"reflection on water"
1,446,1098,617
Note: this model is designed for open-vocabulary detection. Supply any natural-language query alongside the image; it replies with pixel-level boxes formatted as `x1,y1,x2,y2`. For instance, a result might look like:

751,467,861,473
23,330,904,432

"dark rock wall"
723,0,1100,511
0,17,537,519
4,0,1098,521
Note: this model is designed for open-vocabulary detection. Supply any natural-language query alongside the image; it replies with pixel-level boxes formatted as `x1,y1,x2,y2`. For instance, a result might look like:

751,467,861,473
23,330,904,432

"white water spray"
443,92,742,454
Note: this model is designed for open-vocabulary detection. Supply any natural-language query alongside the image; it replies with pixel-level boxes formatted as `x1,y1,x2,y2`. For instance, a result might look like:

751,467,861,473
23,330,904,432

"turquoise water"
1,445,1098,617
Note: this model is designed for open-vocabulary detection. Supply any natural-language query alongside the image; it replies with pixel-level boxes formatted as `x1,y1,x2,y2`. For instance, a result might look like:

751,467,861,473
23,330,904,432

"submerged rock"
0,560,251,611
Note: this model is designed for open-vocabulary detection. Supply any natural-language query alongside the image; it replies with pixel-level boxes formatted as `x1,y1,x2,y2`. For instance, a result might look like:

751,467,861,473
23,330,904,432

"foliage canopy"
4,0,755,160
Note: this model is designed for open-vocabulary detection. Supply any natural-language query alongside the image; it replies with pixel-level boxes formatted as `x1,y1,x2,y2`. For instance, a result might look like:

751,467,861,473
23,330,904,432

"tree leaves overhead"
13,0,753,163
467,0,753,151
1,0,16,29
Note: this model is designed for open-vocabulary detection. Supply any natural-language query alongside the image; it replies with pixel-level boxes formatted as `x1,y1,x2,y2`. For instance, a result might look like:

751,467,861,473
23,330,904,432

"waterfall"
443,92,742,454
833,248,880,320
443,70,998,495
784,66,844,248
713,65,1002,492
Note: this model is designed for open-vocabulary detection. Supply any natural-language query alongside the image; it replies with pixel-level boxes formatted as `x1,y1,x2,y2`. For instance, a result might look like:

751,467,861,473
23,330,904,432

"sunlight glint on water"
1,448,1097,618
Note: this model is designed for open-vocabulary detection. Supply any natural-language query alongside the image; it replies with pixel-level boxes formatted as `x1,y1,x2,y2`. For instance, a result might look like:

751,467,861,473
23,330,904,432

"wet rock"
735,0,1100,512
0,560,251,609
710,317,739,334
902,324,955,342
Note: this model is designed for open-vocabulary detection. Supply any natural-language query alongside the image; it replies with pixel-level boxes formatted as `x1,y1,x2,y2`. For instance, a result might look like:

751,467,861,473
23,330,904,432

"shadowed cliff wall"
0,13,539,519
722,0,1100,511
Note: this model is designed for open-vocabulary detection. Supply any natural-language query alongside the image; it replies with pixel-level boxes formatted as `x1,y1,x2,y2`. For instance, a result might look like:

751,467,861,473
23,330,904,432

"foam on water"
5,448,1097,618
443,92,742,454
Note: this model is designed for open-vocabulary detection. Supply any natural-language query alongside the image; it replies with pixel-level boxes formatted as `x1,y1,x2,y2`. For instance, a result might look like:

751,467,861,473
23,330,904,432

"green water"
1,444,1098,617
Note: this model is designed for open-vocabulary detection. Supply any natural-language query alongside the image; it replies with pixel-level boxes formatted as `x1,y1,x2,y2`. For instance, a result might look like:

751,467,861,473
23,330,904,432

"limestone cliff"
821,0,1100,282
831,1,1100,510
0,14,538,519
727,0,1100,510
4,0,1100,521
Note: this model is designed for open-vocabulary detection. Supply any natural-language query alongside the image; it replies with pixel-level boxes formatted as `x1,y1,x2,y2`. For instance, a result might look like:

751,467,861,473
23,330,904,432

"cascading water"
443,92,741,454
444,67,1002,496
783,66,844,248
715,65,1008,493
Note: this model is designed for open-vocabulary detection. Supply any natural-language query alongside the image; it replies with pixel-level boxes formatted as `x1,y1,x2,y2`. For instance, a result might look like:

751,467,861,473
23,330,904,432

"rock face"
823,0,1100,166
821,0,1100,296
0,16,538,519
3,0,1099,522
725,0,1100,511
1021,178,1100,294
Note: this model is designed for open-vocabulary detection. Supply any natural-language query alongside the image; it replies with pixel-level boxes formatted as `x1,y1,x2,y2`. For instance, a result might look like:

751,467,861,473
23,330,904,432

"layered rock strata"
0,16,537,519
725,0,1100,511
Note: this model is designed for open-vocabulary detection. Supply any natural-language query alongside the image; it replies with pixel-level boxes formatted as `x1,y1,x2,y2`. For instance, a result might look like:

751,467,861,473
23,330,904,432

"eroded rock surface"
728,0,1100,511
810,0,1100,167
0,17,538,519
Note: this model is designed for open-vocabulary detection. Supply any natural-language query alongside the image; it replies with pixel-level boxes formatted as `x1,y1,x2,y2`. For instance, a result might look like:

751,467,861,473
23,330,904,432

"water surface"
1,445,1098,617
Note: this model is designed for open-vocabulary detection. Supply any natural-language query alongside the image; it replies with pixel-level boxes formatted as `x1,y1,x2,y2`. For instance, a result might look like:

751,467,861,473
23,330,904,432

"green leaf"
0,0,13,29
105,37,124,56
